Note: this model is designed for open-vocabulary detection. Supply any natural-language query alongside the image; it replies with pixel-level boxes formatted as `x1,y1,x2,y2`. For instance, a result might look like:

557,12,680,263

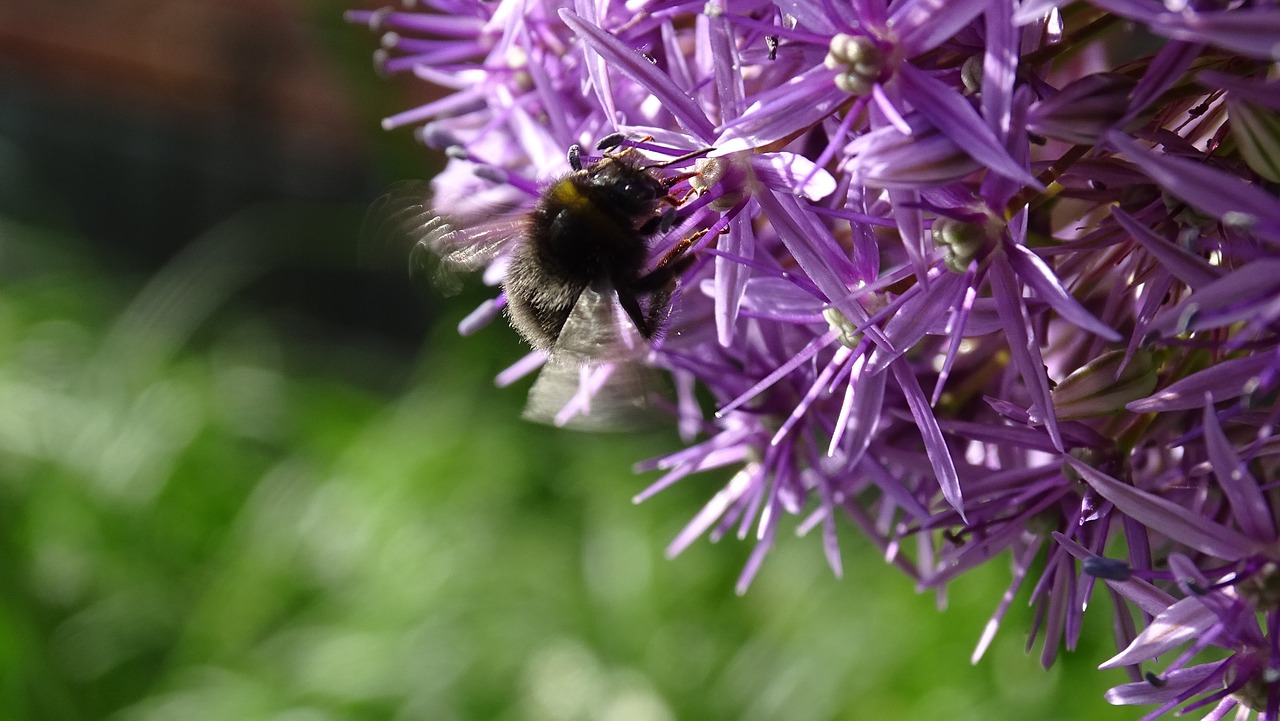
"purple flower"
1061,416,1279,718
352,1,1280,716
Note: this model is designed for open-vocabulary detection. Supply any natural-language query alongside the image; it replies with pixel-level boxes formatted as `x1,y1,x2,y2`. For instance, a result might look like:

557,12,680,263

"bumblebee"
505,140,706,352
380,137,709,427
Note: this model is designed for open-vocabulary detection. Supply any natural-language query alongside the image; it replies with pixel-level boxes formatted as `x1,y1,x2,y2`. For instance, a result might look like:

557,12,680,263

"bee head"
584,159,667,217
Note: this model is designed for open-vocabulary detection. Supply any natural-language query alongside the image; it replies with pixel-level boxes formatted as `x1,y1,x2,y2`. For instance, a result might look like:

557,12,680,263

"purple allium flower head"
352,0,1280,715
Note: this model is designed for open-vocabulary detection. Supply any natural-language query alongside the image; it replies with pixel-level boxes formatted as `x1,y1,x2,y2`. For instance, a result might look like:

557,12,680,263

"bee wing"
362,180,525,295
551,284,655,362
522,354,660,431
522,286,662,430
544,285,622,361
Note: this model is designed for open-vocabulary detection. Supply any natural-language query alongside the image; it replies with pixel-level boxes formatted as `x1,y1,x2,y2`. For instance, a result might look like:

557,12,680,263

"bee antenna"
642,146,714,170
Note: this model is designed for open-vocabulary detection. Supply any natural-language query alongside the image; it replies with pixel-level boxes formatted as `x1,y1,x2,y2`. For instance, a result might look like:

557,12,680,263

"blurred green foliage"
0,213,1136,721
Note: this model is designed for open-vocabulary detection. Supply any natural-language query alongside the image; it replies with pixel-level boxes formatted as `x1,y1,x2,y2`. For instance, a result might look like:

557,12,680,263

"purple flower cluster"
350,1,1280,716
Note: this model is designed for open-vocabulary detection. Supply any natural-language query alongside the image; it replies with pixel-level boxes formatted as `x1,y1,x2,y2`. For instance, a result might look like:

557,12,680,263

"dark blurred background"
0,2,1132,720
0,0,438,371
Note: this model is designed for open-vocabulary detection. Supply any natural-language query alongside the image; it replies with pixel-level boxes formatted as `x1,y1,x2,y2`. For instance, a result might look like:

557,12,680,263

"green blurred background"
0,2,1131,719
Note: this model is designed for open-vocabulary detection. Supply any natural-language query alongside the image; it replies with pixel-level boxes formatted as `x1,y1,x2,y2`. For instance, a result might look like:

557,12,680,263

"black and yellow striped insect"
378,136,709,427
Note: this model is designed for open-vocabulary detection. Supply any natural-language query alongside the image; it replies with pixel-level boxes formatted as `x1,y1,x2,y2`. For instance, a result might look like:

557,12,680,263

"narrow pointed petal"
1099,595,1218,668
751,153,837,201
1104,663,1223,705
1149,258,1280,335
1127,352,1278,413
560,9,715,140
714,216,752,346
1112,207,1223,290
1124,41,1201,126
1028,73,1135,145
495,350,547,388
990,254,1063,450
833,354,886,463
890,0,989,56
666,467,755,557
1202,401,1275,542
1007,243,1121,341
971,540,1040,663
1108,131,1280,244
718,330,837,416
897,65,1043,189
1066,457,1261,561
980,0,1017,138
704,14,745,122
849,118,983,189
1053,533,1177,616
1201,72,1280,112
716,67,849,151
891,360,964,518
931,269,978,405
1227,96,1280,183
1145,8,1280,61
868,273,963,373
756,191,894,352
889,188,930,282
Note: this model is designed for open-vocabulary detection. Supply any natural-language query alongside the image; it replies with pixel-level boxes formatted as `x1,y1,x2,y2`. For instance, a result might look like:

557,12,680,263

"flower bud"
1027,73,1135,145
823,308,861,350
1228,97,1280,183
848,121,982,189
824,33,884,96
931,217,995,273
1051,349,1158,420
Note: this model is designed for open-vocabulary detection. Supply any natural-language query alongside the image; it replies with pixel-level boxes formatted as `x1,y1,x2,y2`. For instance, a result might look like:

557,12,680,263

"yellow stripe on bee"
550,177,619,233
551,179,592,210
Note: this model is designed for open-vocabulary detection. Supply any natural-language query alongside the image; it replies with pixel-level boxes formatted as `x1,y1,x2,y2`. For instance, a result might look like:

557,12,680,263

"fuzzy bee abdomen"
503,241,588,350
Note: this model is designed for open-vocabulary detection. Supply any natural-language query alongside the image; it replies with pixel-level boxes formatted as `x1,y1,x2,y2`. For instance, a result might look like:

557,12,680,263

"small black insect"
375,137,709,427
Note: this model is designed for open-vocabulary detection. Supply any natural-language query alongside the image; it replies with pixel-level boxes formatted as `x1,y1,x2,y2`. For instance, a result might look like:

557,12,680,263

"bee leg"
631,246,696,302
616,288,653,339
624,230,708,340
567,144,583,172
660,171,699,195
657,189,700,209
640,229,707,283
643,284,676,339
631,230,706,297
